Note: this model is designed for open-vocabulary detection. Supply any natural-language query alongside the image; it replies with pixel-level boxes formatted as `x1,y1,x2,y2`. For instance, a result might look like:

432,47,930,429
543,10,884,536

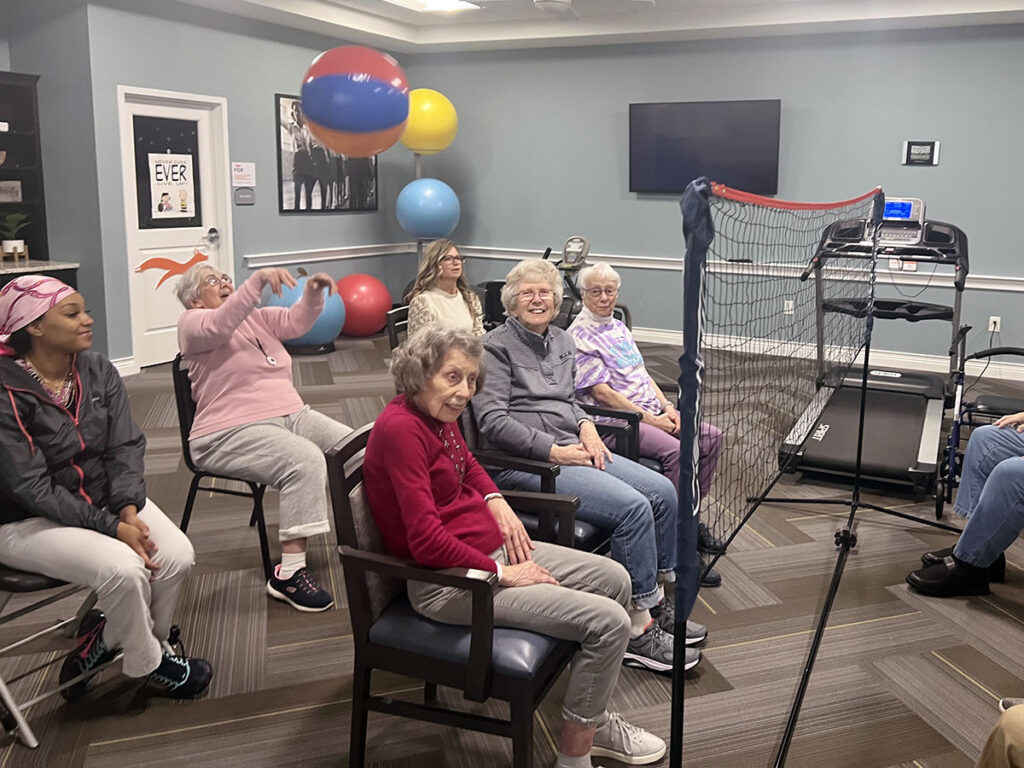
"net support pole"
670,178,716,768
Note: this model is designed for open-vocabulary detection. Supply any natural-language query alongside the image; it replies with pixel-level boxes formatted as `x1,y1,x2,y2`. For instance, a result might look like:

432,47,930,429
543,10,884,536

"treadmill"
778,198,969,494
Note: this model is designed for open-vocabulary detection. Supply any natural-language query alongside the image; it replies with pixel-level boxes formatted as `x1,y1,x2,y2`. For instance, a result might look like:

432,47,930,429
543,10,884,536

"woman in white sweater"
406,239,484,337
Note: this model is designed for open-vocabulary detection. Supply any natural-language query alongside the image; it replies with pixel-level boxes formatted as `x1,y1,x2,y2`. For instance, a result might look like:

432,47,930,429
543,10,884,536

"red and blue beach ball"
300,46,409,158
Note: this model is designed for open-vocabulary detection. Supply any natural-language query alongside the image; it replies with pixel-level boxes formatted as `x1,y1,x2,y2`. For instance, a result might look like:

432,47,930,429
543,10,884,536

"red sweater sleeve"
369,408,500,573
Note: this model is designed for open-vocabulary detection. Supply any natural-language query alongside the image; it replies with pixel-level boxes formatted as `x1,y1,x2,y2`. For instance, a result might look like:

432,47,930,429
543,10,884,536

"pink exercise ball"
336,274,392,336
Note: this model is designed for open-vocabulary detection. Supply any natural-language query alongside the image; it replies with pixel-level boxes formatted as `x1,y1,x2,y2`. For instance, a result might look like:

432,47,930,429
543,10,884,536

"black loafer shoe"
907,556,989,597
700,563,722,588
698,523,727,555
922,547,1005,582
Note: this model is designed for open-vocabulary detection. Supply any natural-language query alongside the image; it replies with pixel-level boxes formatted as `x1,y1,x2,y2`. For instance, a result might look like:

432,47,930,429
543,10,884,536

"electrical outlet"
989,316,1002,333
783,300,795,316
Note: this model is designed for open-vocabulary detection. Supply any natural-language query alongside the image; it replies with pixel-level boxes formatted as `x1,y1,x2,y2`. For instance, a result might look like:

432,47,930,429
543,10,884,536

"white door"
117,86,233,369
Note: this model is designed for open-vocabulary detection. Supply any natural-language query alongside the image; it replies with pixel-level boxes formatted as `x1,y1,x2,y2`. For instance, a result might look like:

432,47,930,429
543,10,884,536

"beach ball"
300,46,409,157
336,274,392,337
401,89,458,155
396,178,461,239
264,276,346,348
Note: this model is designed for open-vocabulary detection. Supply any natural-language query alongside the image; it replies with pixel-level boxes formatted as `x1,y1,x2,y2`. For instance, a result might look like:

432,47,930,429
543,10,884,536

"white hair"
175,262,220,309
499,258,563,314
577,262,621,291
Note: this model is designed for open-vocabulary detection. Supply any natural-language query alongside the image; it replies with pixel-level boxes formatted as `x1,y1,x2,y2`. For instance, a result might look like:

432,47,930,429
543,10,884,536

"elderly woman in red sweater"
363,326,667,768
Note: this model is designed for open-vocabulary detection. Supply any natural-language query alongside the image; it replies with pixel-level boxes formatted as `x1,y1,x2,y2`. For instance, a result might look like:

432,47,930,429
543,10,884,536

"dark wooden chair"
385,306,409,351
460,402,643,554
327,423,578,768
171,354,273,580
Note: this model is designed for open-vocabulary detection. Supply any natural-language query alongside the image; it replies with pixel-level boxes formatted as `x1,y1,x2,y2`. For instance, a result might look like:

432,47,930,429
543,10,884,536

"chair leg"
0,675,39,749
349,664,371,768
180,475,202,533
252,486,274,582
510,700,534,768
62,591,98,639
423,682,437,705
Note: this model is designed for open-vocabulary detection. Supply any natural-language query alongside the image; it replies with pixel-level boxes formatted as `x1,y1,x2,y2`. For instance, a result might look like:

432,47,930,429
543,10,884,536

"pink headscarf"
0,275,77,357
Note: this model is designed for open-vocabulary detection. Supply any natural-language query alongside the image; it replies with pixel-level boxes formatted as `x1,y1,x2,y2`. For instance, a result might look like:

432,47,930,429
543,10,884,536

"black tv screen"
629,99,781,195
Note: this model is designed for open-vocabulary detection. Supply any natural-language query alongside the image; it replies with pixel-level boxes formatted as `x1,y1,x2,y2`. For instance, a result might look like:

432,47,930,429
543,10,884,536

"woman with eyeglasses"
406,239,484,337
474,258,704,676
0,275,213,701
175,264,352,613
569,263,726,585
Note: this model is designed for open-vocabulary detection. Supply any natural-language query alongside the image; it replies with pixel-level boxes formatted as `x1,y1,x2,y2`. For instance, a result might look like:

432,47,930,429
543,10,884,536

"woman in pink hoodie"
176,264,352,613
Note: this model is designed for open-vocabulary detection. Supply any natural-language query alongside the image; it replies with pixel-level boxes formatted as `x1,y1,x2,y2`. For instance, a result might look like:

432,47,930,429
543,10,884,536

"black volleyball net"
674,179,882,615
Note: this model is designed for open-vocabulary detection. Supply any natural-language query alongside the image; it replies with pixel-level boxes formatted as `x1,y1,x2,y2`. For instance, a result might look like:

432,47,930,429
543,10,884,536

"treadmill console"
561,235,590,269
878,197,925,245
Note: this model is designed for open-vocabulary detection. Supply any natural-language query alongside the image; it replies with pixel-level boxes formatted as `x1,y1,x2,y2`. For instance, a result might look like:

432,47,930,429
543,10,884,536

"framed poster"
133,115,203,229
275,93,377,214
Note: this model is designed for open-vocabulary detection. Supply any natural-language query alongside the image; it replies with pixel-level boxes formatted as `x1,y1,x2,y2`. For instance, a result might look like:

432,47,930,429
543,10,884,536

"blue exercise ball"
263,276,346,348
396,178,461,239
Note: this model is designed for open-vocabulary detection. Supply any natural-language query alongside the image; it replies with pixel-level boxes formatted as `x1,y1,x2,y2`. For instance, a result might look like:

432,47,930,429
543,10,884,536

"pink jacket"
177,274,324,440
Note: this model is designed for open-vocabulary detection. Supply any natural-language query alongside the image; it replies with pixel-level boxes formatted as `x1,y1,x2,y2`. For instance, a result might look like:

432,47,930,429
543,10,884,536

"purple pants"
606,421,722,498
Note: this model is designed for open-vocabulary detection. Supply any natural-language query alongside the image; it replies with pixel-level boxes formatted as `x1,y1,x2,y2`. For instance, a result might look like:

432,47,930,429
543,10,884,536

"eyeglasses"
441,255,466,264
517,289,554,302
202,275,233,288
586,287,619,298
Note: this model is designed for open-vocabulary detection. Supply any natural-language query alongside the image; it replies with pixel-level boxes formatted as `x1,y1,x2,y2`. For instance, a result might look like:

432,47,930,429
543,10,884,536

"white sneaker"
590,711,667,765
1000,697,1024,712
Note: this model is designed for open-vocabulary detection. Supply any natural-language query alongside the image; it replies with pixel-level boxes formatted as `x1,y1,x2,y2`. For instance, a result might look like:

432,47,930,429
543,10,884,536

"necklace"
18,358,76,408
249,337,277,366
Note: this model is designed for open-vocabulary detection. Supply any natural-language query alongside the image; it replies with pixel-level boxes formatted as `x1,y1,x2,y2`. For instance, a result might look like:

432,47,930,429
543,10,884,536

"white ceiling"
176,0,1024,51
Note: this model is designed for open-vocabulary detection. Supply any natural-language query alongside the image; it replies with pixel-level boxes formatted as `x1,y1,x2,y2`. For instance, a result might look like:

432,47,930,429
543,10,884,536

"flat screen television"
629,99,781,195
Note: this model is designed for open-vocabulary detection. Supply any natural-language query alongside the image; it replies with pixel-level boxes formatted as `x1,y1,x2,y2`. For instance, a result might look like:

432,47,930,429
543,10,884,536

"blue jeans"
952,424,1024,568
494,456,679,610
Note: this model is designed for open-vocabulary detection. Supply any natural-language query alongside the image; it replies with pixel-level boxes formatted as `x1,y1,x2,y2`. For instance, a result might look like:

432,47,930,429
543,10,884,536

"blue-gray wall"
6,4,1024,359
0,37,10,70
403,27,1024,354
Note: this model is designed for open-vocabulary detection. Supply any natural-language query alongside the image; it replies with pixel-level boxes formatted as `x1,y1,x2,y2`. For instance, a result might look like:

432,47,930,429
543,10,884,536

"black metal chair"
327,423,578,768
0,566,110,748
384,306,409,351
171,354,273,580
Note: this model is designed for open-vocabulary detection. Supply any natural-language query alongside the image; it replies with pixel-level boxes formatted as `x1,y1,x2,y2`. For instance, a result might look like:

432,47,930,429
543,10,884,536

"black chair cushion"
972,395,1024,417
515,512,608,554
0,565,67,593
368,598,576,680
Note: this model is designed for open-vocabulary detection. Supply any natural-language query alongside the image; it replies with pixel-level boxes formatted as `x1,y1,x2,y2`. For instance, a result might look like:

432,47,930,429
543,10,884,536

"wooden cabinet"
0,72,49,263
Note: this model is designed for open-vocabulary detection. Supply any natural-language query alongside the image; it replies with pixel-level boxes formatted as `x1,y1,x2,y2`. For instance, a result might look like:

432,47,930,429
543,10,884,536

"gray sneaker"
1000,697,1024,712
649,595,708,645
590,711,667,765
623,625,701,672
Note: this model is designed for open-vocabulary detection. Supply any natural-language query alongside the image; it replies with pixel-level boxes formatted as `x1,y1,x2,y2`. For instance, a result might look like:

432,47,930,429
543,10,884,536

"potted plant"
1,211,30,256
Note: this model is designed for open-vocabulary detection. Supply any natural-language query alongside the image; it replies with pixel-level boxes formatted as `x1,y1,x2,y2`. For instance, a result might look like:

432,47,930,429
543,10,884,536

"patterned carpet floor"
1,334,1022,767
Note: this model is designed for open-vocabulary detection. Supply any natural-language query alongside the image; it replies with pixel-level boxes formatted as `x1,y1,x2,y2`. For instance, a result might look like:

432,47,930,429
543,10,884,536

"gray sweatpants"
408,542,631,727
0,500,194,677
190,406,353,542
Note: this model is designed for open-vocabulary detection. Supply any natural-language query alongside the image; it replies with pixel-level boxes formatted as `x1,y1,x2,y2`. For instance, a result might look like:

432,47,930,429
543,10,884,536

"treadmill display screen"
884,201,914,220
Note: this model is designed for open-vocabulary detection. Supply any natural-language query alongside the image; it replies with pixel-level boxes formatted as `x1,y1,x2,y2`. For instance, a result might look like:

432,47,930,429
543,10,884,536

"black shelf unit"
0,72,49,263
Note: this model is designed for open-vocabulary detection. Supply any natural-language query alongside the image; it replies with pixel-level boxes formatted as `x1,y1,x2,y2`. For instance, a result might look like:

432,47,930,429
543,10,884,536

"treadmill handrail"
821,298,953,322
965,346,1024,363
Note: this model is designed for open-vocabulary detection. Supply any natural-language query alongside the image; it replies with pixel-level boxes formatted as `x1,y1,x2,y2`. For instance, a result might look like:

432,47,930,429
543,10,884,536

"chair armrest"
580,404,641,459
339,546,498,701
473,450,561,494
502,490,579,548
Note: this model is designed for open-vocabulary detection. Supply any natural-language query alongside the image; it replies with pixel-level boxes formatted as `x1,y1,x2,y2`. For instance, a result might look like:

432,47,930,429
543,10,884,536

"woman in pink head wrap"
0,276,213,701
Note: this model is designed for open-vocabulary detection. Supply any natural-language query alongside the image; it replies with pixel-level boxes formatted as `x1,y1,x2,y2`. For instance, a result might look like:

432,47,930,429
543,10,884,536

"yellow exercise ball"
401,88,458,155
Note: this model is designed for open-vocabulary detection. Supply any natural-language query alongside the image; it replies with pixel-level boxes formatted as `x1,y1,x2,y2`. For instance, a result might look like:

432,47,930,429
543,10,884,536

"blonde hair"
407,239,474,306
500,258,563,315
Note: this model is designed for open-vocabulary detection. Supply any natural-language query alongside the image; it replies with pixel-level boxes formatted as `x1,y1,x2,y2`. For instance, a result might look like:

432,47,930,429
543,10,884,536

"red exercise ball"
336,274,392,337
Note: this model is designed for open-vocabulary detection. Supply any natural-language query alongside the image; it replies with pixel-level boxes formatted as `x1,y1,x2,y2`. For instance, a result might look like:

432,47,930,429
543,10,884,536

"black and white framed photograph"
275,93,378,214
902,140,940,166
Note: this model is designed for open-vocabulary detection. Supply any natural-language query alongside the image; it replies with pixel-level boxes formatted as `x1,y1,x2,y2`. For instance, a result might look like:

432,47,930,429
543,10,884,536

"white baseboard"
111,357,140,377
632,327,1024,383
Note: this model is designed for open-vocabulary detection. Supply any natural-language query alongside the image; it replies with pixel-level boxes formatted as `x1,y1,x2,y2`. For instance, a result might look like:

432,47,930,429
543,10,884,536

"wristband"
484,492,504,502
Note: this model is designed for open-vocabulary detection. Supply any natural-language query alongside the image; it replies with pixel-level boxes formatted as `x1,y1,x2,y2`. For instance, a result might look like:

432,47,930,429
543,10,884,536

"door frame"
116,85,233,373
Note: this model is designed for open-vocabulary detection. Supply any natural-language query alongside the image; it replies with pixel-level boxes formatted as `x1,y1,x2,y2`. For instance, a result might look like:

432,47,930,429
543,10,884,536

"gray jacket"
474,317,591,461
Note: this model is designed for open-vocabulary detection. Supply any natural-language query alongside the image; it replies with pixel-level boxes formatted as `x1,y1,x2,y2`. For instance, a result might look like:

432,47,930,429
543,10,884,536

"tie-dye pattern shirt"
568,307,661,415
